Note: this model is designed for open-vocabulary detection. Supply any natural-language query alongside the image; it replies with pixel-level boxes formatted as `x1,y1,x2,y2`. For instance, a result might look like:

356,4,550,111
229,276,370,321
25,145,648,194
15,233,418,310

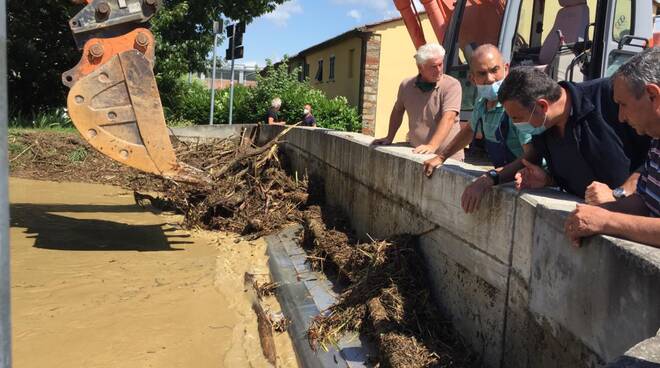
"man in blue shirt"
459,67,649,213
565,48,660,248
302,104,317,127
423,44,532,176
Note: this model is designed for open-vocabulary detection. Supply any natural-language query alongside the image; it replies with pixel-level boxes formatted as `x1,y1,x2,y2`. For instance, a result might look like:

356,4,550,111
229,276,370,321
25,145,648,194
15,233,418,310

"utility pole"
209,20,222,125
0,0,12,366
228,23,236,126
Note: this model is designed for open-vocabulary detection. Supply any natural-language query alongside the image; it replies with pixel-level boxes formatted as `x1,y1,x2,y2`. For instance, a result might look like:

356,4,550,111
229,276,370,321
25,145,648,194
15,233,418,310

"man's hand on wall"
461,176,493,213
564,204,610,247
372,137,394,146
514,159,550,191
423,155,445,177
413,144,439,154
584,181,615,205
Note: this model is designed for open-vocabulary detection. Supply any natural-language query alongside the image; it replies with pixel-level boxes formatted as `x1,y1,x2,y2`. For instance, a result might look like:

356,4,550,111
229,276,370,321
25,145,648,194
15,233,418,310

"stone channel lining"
172,125,660,368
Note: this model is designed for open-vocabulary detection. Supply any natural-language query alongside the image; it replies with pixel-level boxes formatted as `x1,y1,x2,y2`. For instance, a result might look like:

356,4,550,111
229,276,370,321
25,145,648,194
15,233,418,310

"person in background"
423,44,532,177
458,67,649,213
565,48,660,248
266,97,286,125
372,43,463,159
302,104,317,127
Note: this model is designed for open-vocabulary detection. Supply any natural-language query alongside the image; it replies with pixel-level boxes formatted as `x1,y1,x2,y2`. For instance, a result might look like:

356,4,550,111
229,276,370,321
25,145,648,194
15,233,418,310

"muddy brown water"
9,178,297,368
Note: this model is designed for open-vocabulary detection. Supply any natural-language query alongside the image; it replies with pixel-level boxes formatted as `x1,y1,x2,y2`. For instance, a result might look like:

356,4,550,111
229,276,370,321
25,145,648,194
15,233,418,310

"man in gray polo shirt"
372,43,463,160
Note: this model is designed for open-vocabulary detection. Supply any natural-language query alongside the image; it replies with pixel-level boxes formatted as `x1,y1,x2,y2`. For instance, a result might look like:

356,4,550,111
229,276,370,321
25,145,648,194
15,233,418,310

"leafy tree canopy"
8,0,288,115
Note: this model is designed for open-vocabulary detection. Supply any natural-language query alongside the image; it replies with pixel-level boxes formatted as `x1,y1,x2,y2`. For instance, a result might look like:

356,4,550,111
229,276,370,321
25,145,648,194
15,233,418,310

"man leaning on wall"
565,48,660,248
372,43,464,160
458,66,649,213
422,44,532,176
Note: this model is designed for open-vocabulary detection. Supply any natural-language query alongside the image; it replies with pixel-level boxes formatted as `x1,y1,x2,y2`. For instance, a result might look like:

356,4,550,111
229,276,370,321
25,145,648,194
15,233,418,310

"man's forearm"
601,193,650,216
386,108,405,139
438,125,474,160
495,148,542,183
428,112,457,149
602,212,660,247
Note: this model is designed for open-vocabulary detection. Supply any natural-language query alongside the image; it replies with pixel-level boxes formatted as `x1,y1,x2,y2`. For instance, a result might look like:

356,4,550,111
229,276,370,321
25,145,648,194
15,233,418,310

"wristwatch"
487,169,500,185
612,187,627,200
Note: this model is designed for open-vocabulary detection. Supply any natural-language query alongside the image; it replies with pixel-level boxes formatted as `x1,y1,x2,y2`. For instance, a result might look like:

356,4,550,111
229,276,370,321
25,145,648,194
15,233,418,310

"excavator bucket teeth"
67,49,209,184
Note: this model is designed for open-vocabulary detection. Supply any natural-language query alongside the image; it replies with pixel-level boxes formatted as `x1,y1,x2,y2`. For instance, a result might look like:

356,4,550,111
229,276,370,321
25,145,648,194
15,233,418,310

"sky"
215,0,422,68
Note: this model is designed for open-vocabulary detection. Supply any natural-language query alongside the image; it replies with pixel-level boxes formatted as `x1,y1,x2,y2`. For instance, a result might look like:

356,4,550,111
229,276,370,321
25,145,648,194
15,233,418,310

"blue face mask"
514,104,548,135
476,79,503,101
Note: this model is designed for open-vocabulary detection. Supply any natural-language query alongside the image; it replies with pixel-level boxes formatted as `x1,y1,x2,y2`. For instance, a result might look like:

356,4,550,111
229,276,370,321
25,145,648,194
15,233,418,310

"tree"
8,0,289,116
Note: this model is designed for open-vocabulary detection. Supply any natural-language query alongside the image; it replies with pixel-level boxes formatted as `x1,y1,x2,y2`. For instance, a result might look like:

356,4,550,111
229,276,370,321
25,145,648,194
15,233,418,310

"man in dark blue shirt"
458,67,649,213
302,104,317,127
565,48,660,248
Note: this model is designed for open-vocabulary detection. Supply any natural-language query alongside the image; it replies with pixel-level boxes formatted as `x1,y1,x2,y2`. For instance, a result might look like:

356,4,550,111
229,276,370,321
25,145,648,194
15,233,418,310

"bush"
168,59,362,132
9,107,73,130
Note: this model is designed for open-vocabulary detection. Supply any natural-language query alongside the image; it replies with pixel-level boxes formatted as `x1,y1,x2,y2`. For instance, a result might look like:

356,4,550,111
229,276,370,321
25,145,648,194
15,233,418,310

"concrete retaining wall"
174,125,660,368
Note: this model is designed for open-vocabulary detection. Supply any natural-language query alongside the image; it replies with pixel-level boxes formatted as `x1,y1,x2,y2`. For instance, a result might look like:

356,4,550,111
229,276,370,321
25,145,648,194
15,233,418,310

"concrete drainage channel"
265,225,373,368
173,125,660,368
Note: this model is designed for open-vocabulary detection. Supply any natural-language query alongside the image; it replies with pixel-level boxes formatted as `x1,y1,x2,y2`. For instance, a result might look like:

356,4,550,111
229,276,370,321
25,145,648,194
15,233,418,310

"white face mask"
476,79,503,101
514,103,548,135
303,109,310,115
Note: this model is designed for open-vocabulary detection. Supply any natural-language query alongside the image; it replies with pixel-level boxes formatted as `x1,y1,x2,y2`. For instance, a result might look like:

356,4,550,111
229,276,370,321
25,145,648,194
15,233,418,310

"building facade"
285,13,442,141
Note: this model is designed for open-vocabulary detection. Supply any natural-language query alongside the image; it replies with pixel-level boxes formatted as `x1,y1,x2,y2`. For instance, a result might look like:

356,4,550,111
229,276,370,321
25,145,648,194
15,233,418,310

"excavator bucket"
63,0,209,184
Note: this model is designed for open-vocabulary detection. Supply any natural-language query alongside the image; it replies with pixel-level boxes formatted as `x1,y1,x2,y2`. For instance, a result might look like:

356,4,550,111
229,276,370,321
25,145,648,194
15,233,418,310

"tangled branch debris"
304,205,476,368
149,128,310,239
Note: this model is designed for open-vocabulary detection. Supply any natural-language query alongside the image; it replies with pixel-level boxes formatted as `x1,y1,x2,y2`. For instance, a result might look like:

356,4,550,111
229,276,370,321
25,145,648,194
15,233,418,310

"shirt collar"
416,74,441,89
559,80,595,122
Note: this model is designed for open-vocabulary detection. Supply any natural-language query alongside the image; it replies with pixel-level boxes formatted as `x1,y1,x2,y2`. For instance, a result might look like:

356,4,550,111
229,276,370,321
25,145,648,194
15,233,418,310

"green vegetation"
168,60,362,132
9,108,74,130
9,0,289,117
68,147,88,163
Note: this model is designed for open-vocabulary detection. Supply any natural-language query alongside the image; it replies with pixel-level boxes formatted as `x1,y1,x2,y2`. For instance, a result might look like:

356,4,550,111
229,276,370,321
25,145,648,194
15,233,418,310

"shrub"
169,59,362,132
9,107,73,130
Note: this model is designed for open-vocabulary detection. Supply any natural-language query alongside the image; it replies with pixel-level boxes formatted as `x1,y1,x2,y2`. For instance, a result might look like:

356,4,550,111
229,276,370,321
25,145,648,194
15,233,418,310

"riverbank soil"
9,177,296,368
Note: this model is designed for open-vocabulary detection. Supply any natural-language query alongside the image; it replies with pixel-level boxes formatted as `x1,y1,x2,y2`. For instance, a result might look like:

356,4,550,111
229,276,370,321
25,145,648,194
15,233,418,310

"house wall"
303,37,363,108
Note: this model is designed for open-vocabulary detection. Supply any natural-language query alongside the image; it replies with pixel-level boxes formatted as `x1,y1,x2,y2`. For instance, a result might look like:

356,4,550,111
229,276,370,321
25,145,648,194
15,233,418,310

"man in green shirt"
423,44,532,176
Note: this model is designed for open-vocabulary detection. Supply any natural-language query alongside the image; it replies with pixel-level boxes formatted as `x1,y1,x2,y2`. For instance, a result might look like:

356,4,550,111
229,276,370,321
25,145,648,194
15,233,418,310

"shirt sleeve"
440,77,462,114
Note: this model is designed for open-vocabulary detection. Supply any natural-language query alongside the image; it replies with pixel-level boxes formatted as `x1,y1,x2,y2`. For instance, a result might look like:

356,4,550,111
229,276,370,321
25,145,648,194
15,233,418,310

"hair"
471,43,505,63
612,48,660,99
304,103,312,108
271,97,282,109
498,66,562,108
415,43,446,65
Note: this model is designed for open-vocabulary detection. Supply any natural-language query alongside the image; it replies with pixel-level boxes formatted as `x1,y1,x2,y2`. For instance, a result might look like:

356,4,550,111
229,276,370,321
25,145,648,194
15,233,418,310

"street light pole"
208,29,219,125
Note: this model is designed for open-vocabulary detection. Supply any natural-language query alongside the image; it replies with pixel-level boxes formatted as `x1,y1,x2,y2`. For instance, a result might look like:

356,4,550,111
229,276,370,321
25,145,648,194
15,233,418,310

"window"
315,59,323,82
612,0,634,43
348,49,355,78
303,62,310,80
329,55,336,80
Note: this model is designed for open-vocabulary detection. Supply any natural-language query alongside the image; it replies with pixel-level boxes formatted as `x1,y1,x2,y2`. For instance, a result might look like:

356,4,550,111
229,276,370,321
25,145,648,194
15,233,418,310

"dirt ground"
9,177,297,368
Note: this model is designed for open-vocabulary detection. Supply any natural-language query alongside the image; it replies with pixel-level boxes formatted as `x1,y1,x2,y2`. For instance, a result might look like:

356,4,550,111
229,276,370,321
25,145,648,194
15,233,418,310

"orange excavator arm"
393,0,455,49
63,0,208,183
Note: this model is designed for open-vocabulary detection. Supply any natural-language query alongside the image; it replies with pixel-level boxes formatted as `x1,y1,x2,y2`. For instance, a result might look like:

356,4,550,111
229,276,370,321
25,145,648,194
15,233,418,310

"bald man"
423,44,532,176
